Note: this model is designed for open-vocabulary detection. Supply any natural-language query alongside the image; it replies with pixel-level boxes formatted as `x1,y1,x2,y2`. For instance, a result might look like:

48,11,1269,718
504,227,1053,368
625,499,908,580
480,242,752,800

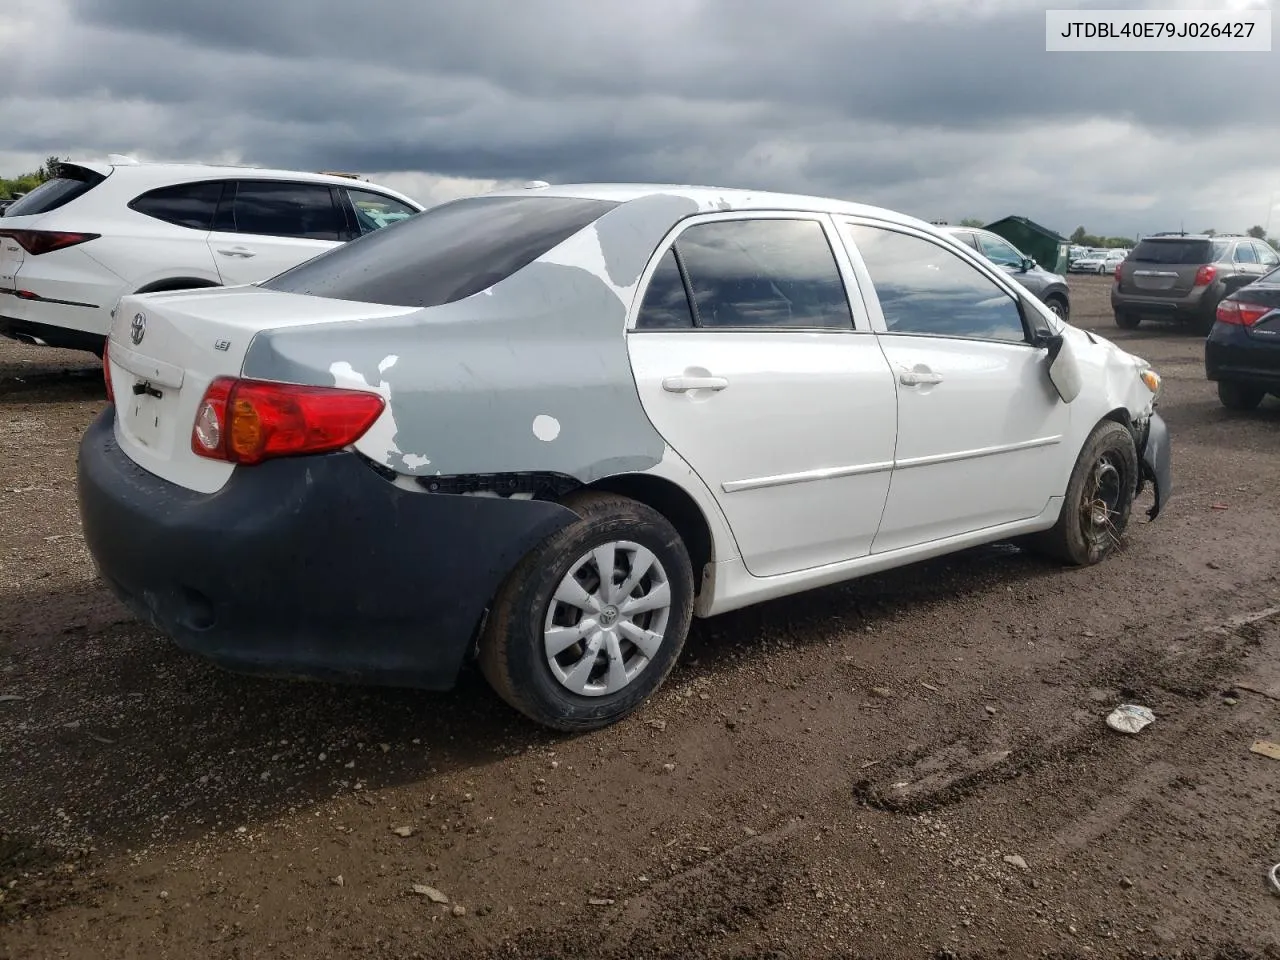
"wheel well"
584,473,714,595
133,277,220,295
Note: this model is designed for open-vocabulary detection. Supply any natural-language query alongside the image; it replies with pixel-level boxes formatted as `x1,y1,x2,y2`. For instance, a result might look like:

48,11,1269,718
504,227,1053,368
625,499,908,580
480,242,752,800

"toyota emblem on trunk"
130,312,146,345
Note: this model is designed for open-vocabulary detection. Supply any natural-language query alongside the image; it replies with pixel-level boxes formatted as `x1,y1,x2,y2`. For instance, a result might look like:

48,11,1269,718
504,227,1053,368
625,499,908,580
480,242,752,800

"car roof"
60,157,417,195
482,182,941,232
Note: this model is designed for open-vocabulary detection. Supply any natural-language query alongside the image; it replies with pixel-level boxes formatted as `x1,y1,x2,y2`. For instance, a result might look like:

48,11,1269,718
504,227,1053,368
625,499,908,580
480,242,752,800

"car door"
837,219,1071,554
626,213,900,579
206,180,347,286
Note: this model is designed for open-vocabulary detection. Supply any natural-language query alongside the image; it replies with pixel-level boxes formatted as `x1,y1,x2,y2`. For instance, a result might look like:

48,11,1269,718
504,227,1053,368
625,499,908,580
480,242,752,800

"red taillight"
1216,300,1271,327
0,229,100,255
191,377,385,466
1114,262,1123,281
102,340,113,403
1194,264,1216,286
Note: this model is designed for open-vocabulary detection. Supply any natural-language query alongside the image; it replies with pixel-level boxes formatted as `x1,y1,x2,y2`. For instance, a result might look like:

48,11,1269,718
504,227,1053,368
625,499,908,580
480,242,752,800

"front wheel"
478,491,695,731
1026,421,1138,566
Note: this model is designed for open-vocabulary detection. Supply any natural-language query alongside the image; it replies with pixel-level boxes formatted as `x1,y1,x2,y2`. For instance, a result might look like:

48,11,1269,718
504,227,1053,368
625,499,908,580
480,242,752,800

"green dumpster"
983,216,1070,276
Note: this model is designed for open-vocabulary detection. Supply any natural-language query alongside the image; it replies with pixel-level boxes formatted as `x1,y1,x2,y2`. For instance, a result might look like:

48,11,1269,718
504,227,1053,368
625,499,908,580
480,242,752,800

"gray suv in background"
940,226,1072,320
1112,234,1279,332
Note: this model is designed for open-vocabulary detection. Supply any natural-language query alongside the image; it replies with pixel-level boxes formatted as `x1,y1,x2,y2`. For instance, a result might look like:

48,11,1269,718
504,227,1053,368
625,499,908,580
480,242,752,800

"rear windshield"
5,166,107,217
261,195,621,307
1131,238,1220,264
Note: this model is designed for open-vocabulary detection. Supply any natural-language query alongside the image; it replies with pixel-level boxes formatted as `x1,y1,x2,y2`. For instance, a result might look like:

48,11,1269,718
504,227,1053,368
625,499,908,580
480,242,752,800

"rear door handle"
899,369,943,386
662,375,729,393
217,247,256,258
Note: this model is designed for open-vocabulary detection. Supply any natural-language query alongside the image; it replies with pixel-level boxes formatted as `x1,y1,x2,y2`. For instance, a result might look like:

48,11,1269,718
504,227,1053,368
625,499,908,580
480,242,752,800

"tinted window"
346,188,419,236
951,232,980,251
636,248,695,329
130,181,225,230
1132,238,1216,264
262,195,619,307
978,234,1023,267
226,181,344,241
673,219,853,329
5,167,106,217
1235,243,1259,264
845,224,1026,343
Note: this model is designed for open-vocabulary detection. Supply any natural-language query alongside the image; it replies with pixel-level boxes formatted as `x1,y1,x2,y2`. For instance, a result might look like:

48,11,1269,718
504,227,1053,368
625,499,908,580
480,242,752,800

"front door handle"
899,369,944,386
217,247,256,258
662,375,729,393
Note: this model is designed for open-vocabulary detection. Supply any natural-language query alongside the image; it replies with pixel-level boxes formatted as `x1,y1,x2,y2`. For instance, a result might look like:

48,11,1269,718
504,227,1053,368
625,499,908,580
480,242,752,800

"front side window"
977,234,1024,267
844,223,1027,343
1256,242,1280,267
1234,242,1259,264
672,218,853,329
262,195,619,307
345,188,419,236
130,181,226,230
225,181,345,241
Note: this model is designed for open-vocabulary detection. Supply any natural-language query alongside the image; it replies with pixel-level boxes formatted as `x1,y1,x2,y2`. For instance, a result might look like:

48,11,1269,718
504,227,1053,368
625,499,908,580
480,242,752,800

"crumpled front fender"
1137,411,1172,521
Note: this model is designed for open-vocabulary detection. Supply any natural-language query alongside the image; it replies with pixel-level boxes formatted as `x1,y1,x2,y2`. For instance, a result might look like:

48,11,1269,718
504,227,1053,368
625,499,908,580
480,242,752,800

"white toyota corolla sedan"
77,183,1171,731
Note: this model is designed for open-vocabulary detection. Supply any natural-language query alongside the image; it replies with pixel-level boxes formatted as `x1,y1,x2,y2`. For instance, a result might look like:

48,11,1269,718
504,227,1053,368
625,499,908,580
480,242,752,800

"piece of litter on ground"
391,826,414,837
647,719,667,731
1002,855,1029,871
920,682,939,692
412,884,449,903
0,695,24,703
1249,740,1280,761
1105,704,1155,734
1211,503,1229,511
588,898,615,906
1269,863,1280,895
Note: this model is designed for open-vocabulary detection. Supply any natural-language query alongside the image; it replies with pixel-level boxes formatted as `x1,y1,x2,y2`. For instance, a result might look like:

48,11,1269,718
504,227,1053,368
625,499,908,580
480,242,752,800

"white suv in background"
0,156,423,356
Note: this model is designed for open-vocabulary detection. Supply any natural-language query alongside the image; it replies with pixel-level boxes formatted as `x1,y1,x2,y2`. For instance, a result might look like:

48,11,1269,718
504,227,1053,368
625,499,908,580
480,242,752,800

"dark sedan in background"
1205,266,1280,410
938,225,1072,320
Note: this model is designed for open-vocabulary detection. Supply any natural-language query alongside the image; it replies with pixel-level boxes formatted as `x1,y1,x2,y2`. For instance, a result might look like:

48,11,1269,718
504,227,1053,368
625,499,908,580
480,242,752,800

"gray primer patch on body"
593,193,699,289
242,196,696,483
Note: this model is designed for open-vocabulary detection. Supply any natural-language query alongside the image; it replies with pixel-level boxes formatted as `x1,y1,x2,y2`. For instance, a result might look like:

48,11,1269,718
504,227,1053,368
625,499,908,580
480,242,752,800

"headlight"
1139,368,1162,396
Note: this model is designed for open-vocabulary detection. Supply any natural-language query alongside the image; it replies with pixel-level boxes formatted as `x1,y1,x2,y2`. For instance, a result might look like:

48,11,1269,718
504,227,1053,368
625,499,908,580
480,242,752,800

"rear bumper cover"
1138,411,1172,521
1111,285,1215,321
0,313,106,355
76,406,580,690
1204,325,1280,391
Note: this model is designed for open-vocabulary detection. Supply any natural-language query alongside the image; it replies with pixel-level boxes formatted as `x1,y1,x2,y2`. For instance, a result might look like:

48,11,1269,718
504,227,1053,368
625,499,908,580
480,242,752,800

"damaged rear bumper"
1136,411,1171,520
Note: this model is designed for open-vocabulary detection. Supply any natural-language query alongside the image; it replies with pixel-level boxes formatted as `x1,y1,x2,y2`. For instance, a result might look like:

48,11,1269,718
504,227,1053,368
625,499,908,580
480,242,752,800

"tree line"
0,157,65,201
1069,224,1278,250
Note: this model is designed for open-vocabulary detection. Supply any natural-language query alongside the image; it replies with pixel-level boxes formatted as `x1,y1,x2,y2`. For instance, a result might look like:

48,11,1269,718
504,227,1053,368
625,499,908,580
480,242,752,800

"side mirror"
1025,297,1080,403
1020,257,1035,272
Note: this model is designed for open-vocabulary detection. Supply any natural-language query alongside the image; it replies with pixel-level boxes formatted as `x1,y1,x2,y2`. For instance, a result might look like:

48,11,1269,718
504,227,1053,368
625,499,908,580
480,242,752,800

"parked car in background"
1205,264,1280,410
1112,234,1279,332
78,183,1170,731
0,156,423,356
939,225,1072,319
1070,249,1126,275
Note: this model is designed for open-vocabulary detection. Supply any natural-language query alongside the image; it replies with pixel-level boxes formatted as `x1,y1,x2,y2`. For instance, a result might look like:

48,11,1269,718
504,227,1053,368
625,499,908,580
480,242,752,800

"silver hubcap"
543,540,671,697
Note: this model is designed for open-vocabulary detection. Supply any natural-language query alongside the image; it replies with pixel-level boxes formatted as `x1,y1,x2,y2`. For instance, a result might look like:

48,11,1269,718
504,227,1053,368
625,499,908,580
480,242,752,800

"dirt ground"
1,275,1279,960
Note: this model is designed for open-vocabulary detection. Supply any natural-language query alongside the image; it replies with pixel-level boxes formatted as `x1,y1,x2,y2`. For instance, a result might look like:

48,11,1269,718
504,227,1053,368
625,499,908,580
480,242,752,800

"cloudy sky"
1,0,1276,238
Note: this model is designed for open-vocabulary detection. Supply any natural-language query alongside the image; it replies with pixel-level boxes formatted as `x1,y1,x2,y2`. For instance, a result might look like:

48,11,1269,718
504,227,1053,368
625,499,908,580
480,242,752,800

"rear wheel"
1044,295,1069,321
1217,380,1264,411
1026,421,1138,567
1114,311,1140,330
478,491,695,731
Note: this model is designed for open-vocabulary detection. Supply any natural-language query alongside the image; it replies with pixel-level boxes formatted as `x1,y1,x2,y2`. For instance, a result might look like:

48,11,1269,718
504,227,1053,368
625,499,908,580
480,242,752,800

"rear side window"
1234,243,1259,264
635,248,696,329
221,181,345,241
5,166,106,217
672,219,854,329
345,188,418,235
262,195,620,307
129,181,225,230
1132,239,1215,264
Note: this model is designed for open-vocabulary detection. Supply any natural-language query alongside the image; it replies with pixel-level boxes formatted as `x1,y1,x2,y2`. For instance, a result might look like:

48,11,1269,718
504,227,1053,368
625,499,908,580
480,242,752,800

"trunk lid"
1119,237,1224,297
1,163,112,291
107,286,418,494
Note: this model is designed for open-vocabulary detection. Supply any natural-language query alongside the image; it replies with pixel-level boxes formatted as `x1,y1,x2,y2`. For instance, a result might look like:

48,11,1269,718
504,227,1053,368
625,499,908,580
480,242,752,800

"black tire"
1044,296,1069,321
1114,311,1140,330
477,491,695,732
1218,380,1264,411
1026,420,1138,567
